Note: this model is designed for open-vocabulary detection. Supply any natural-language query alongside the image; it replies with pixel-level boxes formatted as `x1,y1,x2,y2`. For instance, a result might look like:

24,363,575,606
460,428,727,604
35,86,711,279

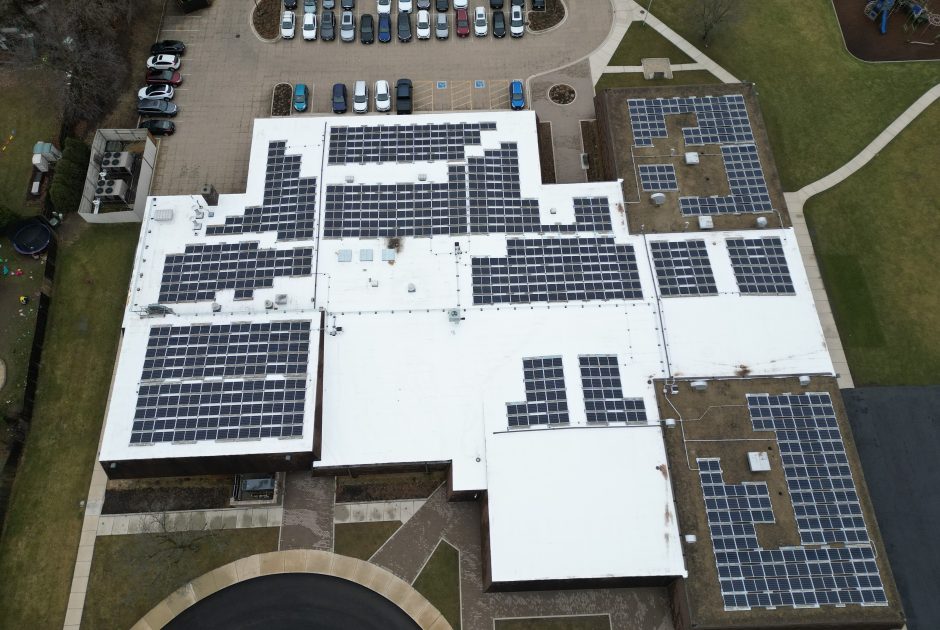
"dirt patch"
580,119,605,182
272,83,292,117
832,0,940,61
253,0,282,41
335,471,446,502
528,0,565,32
103,475,234,513
537,121,556,184
548,84,576,105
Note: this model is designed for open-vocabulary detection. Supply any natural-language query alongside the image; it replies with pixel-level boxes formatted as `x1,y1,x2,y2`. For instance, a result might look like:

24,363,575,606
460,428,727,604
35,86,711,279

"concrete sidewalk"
334,499,427,525
97,506,283,536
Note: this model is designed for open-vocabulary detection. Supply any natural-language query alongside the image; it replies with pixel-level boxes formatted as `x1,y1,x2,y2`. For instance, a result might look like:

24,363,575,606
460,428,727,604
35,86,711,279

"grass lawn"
647,1,939,190
413,540,461,630
609,22,694,66
805,102,940,385
495,616,611,630
0,255,43,420
82,527,279,630
333,520,401,560
0,223,140,630
595,70,721,91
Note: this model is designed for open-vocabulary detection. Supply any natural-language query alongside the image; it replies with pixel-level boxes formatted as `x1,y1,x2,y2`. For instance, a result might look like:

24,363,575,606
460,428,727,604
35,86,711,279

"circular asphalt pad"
166,573,422,630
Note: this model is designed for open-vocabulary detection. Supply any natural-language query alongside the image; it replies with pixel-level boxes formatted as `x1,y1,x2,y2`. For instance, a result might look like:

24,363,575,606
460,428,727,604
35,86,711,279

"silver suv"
340,10,356,41
435,13,448,39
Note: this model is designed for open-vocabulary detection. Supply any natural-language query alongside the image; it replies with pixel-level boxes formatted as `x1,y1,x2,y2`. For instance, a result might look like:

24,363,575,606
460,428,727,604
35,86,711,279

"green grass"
333,521,401,560
595,70,721,91
413,540,461,630
647,1,939,190
805,101,940,385
495,616,611,630
609,22,694,66
0,255,43,420
0,224,140,630
82,528,280,630
0,70,61,215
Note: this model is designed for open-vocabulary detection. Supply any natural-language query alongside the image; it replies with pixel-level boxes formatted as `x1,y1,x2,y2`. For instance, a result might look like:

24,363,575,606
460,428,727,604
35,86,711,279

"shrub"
0,204,19,234
48,138,90,214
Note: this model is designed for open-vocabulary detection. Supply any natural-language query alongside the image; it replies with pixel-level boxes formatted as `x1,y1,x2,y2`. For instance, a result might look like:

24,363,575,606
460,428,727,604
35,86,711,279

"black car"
531,0,544,8
138,98,178,117
510,0,523,5
150,40,186,56
139,119,176,136
489,0,503,7
397,11,412,41
417,0,430,8
395,78,412,114
436,0,448,10
360,13,375,43
493,10,505,37
332,82,348,113
341,0,354,8
321,10,336,39
284,0,297,8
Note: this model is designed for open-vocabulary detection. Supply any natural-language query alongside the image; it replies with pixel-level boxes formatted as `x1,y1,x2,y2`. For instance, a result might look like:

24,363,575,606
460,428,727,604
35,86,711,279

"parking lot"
149,0,611,195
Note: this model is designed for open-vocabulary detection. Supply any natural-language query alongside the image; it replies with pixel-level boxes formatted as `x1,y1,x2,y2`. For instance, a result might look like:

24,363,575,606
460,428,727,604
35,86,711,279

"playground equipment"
865,0,896,34
11,219,52,255
865,0,940,35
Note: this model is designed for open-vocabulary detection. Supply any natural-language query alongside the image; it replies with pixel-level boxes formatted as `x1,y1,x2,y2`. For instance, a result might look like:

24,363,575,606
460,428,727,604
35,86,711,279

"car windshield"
282,18,292,27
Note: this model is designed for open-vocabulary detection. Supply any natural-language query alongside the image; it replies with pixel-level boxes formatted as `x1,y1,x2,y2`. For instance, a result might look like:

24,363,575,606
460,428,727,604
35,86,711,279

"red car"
145,69,183,86
455,7,470,37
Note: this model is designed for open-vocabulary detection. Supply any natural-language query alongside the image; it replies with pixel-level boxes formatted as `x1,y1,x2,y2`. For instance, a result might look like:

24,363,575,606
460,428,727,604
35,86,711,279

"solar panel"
649,240,718,297
627,95,754,148
327,122,490,165
638,164,679,192
727,237,795,295
680,144,773,215
506,356,569,427
205,141,317,240
471,237,643,305
573,197,613,232
578,355,647,423
158,242,313,303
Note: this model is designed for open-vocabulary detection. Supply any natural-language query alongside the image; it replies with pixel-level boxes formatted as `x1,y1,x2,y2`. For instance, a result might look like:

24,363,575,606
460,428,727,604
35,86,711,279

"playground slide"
881,8,889,33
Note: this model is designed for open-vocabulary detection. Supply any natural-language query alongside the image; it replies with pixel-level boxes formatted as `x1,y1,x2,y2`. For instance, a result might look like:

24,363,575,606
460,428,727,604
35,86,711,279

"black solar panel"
507,356,569,427
649,240,718,297
638,164,678,192
680,144,773,215
627,94,753,148
328,122,489,165
573,197,613,232
579,355,647,423
726,237,795,295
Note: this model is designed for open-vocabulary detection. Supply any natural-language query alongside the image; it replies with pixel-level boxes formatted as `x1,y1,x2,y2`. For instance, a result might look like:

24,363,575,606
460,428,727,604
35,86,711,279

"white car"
416,9,431,39
473,6,487,36
399,0,413,12
340,10,356,41
374,80,391,112
509,4,523,37
453,0,467,7
146,54,180,70
377,0,391,13
138,84,175,100
281,11,296,38
353,80,369,114
302,12,318,39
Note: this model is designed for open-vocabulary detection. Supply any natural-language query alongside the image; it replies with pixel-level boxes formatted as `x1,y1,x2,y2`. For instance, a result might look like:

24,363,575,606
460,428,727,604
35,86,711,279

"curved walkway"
131,549,451,630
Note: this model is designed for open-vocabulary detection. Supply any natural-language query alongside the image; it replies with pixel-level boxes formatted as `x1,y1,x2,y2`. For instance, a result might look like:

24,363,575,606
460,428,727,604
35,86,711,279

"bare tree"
697,0,739,47
143,500,227,585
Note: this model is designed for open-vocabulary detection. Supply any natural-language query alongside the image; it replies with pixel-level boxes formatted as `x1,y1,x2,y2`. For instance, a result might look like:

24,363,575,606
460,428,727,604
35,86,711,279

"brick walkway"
279,473,335,551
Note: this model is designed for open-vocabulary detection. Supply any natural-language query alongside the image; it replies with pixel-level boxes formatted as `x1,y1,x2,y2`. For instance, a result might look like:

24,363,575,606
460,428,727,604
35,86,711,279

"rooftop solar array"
627,95,754,148
507,356,569,427
679,145,773,216
158,242,314,303
649,240,718,297
698,459,775,551
573,197,613,232
466,144,556,234
471,237,643,305
578,355,647,423
205,141,317,240
638,164,679,192
327,122,494,165
727,237,795,295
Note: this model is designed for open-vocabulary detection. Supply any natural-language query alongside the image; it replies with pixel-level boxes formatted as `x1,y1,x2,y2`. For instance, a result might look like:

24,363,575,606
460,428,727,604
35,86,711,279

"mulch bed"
528,0,565,31
253,0,282,41
832,0,940,61
548,83,576,105
102,486,232,514
335,471,446,502
580,120,605,182
537,121,556,184
272,83,292,116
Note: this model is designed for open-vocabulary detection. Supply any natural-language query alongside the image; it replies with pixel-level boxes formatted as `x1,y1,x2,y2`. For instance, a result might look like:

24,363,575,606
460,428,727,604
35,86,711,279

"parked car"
137,84,174,100
510,80,525,110
510,0,523,5
340,10,356,41
138,98,178,117
281,10,296,38
294,83,309,111
395,78,413,114
150,40,186,56
138,119,176,136
360,13,375,43
416,10,431,38
303,12,318,39
397,11,412,41
145,69,183,86
531,0,544,8
493,9,505,37
323,0,334,7
146,54,181,70
284,0,297,8
399,0,413,12
453,0,467,7
489,0,503,7
341,0,354,8
473,6,487,35
377,0,391,13
510,4,523,36
303,0,317,12
375,79,391,112
322,10,336,39
353,80,369,114
435,12,449,38
436,0,449,10
417,0,431,8
332,82,348,113
378,12,392,42
455,7,470,36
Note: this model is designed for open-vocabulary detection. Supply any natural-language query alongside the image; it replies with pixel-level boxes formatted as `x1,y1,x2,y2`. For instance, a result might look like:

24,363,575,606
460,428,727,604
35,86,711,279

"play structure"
11,219,52,256
865,0,940,35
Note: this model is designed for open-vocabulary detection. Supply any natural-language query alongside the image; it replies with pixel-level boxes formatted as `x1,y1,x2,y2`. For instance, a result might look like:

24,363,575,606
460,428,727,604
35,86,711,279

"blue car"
378,12,392,42
510,80,525,110
293,83,309,112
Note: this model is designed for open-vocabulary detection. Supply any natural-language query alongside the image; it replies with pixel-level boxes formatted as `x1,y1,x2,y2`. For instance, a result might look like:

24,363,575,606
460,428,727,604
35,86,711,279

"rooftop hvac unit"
799,375,811,386
690,380,708,392
417,173,427,181
153,208,174,221
662,418,677,428
103,151,134,175
684,534,698,544
650,192,666,206
94,178,130,202
747,451,771,472
448,308,461,323
200,184,219,206
698,216,714,230
275,294,288,305
756,216,769,228
684,152,700,165
580,153,590,170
